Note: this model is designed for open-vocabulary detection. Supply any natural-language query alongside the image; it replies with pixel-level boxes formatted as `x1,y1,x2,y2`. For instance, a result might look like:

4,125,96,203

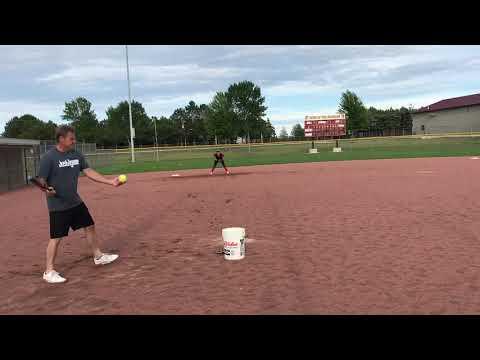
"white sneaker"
94,253,119,265
43,270,67,284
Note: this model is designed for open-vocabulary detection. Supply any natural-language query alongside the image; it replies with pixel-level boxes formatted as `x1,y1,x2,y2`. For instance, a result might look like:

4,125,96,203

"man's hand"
84,168,122,187
46,186,56,197
33,177,55,196
83,168,126,188
111,177,122,187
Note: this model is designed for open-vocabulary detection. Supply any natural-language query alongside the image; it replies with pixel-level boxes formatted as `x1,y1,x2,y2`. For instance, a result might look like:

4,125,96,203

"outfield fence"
24,141,97,177
24,133,480,174
39,140,96,155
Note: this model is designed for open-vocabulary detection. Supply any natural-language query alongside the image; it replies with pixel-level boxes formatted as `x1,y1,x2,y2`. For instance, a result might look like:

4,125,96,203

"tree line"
2,81,276,147
3,86,414,145
337,90,413,136
286,90,414,140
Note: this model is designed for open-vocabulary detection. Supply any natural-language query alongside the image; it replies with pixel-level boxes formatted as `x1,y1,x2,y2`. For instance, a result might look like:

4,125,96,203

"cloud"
2,45,480,136
0,100,65,131
37,59,122,84
264,81,339,97
37,59,248,89
218,45,293,60
142,92,216,116
366,91,470,110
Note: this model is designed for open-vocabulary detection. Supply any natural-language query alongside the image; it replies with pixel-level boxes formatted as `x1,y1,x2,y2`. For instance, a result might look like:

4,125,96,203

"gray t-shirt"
38,148,90,212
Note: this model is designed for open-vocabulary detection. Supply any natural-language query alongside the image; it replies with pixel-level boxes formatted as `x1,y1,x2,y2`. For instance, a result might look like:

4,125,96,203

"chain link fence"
24,141,97,178
25,144,41,179
349,128,412,138
20,132,480,176
39,141,96,156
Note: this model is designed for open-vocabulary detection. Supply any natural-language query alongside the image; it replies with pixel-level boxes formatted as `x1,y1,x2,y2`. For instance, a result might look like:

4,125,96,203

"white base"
333,147,342,152
309,148,318,154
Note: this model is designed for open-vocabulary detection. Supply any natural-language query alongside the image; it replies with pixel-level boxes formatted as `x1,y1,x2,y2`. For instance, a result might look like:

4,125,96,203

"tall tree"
338,90,368,133
227,81,267,143
62,97,99,143
104,100,152,146
152,116,179,145
96,120,109,147
279,127,289,141
196,104,210,144
399,107,413,131
169,108,189,146
206,92,236,144
2,114,56,140
38,121,58,140
367,106,413,132
185,101,209,145
263,119,276,140
291,124,305,140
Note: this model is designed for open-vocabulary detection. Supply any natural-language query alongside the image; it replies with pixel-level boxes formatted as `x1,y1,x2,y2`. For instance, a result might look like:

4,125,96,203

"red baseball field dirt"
2,157,480,314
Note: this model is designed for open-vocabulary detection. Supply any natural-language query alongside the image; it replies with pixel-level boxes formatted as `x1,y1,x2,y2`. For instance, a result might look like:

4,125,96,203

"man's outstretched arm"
83,168,121,187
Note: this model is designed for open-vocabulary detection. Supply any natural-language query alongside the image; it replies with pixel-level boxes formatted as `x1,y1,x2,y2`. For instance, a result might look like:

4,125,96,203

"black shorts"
49,202,95,239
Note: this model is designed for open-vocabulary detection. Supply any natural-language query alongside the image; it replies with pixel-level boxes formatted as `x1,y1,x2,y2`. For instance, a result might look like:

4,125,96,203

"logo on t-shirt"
58,159,80,168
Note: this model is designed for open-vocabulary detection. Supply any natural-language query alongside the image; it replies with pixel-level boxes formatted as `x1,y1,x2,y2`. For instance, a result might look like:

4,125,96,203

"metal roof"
416,93,480,113
0,137,40,146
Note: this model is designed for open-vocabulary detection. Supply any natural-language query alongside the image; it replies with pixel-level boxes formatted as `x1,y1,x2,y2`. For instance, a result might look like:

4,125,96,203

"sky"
1,45,480,135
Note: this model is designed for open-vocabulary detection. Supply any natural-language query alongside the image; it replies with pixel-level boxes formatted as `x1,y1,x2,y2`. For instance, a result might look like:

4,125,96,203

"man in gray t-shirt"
39,146,90,212
37,125,124,284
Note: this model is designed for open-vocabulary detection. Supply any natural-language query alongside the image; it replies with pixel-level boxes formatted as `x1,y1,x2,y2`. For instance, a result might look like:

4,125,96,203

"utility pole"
182,121,186,147
246,114,251,153
125,45,135,163
153,117,159,161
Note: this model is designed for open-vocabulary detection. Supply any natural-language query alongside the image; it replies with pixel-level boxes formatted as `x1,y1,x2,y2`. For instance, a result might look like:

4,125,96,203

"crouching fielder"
210,150,230,175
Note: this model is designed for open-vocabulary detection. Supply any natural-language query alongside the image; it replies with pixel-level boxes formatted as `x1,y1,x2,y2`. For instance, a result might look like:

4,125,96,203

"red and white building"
304,114,347,138
413,93,480,135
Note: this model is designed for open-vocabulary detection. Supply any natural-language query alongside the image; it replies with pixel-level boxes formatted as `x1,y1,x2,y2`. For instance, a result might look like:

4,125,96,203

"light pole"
125,45,135,163
246,114,251,153
153,117,159,161
182,121,186,147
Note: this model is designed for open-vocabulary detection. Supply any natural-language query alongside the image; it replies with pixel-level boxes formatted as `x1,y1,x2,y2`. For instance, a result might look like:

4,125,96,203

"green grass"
92,136,480,175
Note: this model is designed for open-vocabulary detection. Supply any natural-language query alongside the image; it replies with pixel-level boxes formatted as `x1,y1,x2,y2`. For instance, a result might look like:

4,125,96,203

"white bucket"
222,227,246,260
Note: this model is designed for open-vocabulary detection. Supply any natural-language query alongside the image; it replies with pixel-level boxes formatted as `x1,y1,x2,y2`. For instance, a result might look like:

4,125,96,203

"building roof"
416,93,480,113
0,137,40,146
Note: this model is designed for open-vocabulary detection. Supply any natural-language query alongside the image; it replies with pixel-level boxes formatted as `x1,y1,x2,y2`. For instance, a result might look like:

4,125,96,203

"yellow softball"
118,174,127,183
